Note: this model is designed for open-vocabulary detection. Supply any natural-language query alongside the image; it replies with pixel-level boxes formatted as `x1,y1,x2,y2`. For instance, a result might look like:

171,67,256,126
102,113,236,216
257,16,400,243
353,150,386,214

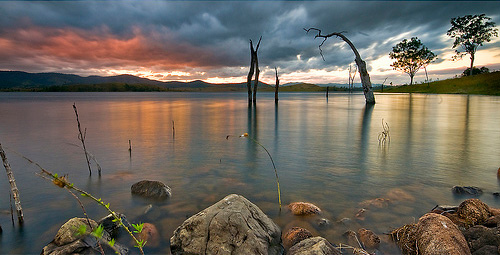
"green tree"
447,14,498,76
389,37,436,85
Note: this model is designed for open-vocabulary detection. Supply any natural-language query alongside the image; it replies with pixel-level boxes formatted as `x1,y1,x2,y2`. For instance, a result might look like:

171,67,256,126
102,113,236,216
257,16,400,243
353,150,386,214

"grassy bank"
380,71,500,96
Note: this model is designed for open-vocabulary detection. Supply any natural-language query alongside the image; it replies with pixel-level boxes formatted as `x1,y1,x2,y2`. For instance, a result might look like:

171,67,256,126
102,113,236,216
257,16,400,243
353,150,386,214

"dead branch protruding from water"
73,103,97,175
0,143,24,224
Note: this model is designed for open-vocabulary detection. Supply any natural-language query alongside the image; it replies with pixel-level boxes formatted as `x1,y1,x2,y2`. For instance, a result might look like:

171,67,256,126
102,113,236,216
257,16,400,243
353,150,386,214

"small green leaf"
105,203,110,209
92,224,104,238
69,183,74,188
109,238,115,247
81,193,88,197
76,224,87,236
112,218,118,222
54,173,58,178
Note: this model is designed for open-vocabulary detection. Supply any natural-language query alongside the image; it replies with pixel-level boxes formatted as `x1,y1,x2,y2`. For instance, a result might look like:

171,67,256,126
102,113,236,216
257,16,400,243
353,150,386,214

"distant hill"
380,71,500,96
0,71,272,91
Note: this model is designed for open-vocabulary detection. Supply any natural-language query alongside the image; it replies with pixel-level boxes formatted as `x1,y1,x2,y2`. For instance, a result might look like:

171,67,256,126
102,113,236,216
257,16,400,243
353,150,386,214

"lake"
0,92,499,254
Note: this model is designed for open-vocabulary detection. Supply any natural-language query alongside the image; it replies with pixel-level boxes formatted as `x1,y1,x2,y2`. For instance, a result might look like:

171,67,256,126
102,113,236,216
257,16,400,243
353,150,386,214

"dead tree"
305,28,375,104
0,143,24,224
246,36,262,104
275,67,279,103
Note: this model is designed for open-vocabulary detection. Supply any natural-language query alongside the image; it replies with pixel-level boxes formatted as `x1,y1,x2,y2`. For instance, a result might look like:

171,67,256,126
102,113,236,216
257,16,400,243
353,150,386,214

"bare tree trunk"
470,53,475,76
253,54,259,103
409,73,414,86
275,67,279,103
305,28,375,104
246,40,255,103
0,143,24,224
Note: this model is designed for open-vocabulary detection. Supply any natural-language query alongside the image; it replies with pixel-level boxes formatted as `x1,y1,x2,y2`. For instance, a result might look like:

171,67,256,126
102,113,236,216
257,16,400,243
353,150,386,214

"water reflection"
0,92,500,254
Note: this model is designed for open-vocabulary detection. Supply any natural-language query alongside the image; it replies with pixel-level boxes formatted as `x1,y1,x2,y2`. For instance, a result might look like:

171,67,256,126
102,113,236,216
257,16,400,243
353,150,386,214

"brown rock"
392,213,471,255
457,198,491,227
342,230,362,249
282,227,313,250
489,207,500,216
288,202,321,216
358,228,380,250
136,223,160,248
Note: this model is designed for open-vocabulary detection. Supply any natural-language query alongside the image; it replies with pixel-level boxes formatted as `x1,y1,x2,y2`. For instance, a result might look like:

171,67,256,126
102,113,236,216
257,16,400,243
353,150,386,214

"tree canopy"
389,37,436,86
447,14,498,76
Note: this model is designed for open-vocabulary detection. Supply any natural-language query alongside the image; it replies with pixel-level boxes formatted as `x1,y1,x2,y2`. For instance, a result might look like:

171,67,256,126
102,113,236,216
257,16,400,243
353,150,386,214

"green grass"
380,71,500,96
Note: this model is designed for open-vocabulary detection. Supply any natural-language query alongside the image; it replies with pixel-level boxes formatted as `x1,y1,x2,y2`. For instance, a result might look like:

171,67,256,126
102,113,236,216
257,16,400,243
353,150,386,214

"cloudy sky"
1,1,499,85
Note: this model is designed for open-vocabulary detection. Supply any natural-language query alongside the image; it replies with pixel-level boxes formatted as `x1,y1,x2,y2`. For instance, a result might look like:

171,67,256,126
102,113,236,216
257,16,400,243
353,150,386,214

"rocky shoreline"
40,180,500,255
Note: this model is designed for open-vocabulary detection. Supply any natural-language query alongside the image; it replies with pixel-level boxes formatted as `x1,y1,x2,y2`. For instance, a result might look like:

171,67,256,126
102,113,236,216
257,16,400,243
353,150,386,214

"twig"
73,103,95,175
0,143,23,224
238,133,282,210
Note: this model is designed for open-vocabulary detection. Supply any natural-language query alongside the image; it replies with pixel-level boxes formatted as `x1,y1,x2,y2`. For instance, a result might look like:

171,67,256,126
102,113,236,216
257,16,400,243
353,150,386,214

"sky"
0,1,499,85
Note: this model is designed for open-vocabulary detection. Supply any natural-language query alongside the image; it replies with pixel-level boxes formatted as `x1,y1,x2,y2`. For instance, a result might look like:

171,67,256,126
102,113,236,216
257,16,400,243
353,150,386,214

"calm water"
0,92,499,254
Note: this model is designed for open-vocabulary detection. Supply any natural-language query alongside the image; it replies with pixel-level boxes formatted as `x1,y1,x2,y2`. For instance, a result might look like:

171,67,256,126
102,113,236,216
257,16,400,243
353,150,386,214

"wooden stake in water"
128,140,132,158
172,120,175,138
0,143,24,224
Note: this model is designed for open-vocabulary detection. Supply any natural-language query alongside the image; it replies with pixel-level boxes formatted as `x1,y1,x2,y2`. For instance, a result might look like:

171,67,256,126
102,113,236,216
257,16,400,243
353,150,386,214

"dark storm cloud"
0,1,499,82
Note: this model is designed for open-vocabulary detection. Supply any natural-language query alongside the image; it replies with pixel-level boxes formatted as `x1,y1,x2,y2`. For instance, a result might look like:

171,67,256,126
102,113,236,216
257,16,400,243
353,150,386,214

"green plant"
34,165,146,254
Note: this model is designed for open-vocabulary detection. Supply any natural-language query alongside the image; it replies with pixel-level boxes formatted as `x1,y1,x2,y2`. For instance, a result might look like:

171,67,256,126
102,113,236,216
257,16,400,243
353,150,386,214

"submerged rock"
288,202,322,216
98,213,129,238
453,186,483,196
131,180,171,200
359,198,391,208
287,236,340,255
282,227,313,250
136,223,160,248
358,228,380,250
391,213,470,255
170,194,283,255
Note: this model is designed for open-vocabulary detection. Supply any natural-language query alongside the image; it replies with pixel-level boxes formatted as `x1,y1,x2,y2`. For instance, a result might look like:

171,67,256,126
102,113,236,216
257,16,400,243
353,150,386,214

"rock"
288,202,322,216
453,186,483,196
343,230,362,249
359,198,390,208
462,225,500,253
98,213,129,238
282,227,313,250
170,194,283,255
131,180,171,200
136,223,160,248
473,245,498,255
41,217,128,255
497,167,500,178
358,228,380,250
316,218,330,228
457,198,492,226
54,217,97,246
490,208,500,216
287,236,340,255
355,208,367,220
483,215,500,227
391,213,471,255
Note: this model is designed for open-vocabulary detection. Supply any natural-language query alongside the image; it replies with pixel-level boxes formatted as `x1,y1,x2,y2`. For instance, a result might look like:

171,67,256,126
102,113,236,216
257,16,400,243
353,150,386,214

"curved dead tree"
305,28,375,104
246,36,261,104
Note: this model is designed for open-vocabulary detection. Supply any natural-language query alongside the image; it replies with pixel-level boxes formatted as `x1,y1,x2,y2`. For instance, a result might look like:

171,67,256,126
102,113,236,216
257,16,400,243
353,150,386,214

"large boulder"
391,213,471,255
41,217,128,255
287,236,340,255
170,194,283,255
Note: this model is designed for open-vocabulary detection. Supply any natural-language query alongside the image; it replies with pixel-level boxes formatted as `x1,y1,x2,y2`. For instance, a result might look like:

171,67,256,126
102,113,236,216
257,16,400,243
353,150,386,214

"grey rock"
287,236,340,255
453,186,483,196
98,213,129,238
170,194,283,255
131,180,171,200
462,225,500,253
